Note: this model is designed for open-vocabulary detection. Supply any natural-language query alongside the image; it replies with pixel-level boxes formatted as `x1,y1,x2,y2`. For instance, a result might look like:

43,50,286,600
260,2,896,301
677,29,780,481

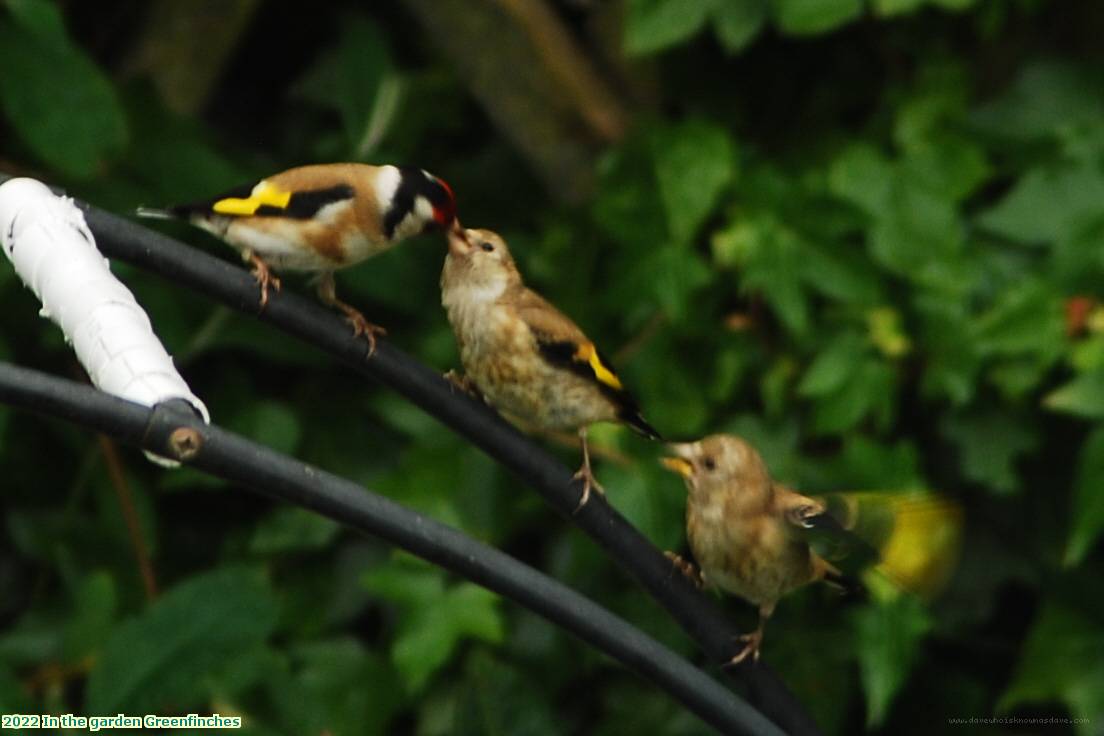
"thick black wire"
0,174,821,734
0,361,781,736
74,201,823,736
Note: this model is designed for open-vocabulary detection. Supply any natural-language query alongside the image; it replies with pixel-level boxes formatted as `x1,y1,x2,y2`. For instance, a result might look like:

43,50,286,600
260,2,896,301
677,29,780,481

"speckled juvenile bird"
441,227,661,510
138,163,456,350
662,434,961,665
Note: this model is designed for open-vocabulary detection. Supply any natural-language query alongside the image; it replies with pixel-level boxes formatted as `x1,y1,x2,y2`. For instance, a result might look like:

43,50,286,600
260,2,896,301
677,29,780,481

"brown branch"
120,0,261,115
96,435,158,600
491,0,629,142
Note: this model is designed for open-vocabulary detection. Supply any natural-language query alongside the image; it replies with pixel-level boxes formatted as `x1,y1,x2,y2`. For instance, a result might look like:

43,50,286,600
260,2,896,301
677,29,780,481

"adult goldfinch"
662,434,961,664
138,163,457,349
441,227,661,511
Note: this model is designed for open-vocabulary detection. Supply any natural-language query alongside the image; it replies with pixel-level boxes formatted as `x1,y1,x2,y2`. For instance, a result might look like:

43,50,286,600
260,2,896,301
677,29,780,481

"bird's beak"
661,443,696,479
447,226,471,257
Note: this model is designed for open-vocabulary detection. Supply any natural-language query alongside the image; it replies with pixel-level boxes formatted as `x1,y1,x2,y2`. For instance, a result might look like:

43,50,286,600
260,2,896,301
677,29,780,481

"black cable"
0,172,822,734
0,361,781,736
73,200,823,736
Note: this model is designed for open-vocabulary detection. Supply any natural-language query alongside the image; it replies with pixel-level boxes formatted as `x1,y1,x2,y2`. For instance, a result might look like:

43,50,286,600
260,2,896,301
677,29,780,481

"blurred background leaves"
1,0,1103,733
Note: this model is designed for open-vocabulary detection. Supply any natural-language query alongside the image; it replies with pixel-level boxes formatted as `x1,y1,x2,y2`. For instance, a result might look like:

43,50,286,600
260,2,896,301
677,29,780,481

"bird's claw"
344,311,386,355
248,255,281,309
571,466,605,514
724,631,763,667
664,551,704,589
444,370,482,399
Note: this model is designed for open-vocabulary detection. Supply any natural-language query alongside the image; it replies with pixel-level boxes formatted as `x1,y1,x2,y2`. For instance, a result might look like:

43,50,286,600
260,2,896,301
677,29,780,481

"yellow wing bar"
574,342,623,391
212,181,292,216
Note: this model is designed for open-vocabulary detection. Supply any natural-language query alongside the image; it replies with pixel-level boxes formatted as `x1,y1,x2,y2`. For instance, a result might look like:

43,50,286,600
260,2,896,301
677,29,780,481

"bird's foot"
341,308,387,356
664,551,704,589
571,464,605,514
787,504,822,529
248,254,281,309
724,630,764,667
444,370,482,399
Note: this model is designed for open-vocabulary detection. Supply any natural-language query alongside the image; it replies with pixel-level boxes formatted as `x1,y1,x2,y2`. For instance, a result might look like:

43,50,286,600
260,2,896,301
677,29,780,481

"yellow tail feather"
822,491,963,600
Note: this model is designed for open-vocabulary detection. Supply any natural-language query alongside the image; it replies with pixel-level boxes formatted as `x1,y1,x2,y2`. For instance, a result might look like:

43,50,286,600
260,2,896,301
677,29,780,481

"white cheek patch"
391,195,435,241
373,165,402,214
414,195,434,221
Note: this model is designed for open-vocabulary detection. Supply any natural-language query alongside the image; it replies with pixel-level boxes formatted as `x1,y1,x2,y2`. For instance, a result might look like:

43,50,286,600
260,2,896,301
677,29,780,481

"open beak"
447,225,471,257
660,443,697,479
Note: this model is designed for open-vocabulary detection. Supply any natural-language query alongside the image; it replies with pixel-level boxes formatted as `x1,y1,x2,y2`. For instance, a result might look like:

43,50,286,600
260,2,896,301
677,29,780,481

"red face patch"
432,178,457,226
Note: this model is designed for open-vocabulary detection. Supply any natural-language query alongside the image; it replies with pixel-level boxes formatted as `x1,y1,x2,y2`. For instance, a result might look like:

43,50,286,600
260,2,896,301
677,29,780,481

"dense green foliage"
1,0,1103,733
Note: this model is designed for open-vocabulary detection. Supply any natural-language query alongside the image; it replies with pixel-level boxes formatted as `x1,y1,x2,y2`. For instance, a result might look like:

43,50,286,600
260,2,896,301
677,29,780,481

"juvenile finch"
662,434,961,665
441,227,661,510
138,163,457,350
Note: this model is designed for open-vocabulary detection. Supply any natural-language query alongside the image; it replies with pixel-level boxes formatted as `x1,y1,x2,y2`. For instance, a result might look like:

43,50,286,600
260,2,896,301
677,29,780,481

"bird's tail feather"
620,410,662,441
135,206,177,220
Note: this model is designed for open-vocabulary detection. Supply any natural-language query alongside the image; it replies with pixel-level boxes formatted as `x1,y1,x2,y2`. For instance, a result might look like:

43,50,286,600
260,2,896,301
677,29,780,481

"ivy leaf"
941,411,1037,495
250,507,340,554
999,601,1104,733
85,568,278,713
977,164,1104,246
871,0,926,16
869,181,962,280
970,61,1104,143
771,0,863,35
226,400,303,456
712,0,768,52
854,596,932,727
652,119,736,244
1044,370,1104,420
798,334,867,397
1065,427,1104,566
363,561,504,692
291,14,395,156
624,0,712,55
828,143,895,218
0,9,127,178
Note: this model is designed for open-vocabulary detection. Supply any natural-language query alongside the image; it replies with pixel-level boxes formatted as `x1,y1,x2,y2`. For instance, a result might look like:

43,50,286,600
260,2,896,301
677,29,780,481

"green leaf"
712,0,768,52
940,411,1037,494
721,215,810,334
854,596,932,727
970,61,1104,143
62,571,117,660
1044,370,1104,419
274,638,405,736
4,0,68,48
250,507,340,554
811,359,896,435
971,281,1066,359
1065,427,1104,566
227,400,302,456
999,601,1104,733
363,561,504,692
771,0,862,35
85,568,278,713
828,143,894,218
624,0,712,55
0,14,126,178
977,164,1104,246
871,0,926,17
652,119,736,244
869,181,962,280
798,334,867,397
292,14,396,157
625,245,712,321
900,137,990,202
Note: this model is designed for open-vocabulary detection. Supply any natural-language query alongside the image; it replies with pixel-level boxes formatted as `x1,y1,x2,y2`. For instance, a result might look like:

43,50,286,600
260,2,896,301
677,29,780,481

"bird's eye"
703,457,716,471
480,242,495,252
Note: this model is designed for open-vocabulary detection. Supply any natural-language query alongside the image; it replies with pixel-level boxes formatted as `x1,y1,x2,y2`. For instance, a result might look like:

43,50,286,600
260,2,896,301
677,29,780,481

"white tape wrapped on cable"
0,177,209,466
